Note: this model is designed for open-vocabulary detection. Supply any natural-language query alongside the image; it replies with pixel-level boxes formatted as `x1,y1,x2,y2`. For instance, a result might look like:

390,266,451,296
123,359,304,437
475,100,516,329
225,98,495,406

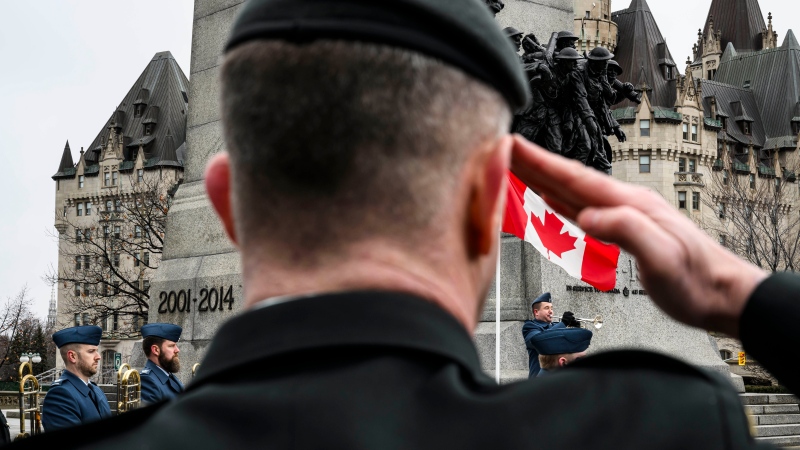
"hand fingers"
577,206,687,277
511,135,665,214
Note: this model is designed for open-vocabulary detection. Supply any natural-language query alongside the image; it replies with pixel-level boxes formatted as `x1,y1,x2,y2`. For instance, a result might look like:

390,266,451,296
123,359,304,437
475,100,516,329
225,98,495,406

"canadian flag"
502,171,620,291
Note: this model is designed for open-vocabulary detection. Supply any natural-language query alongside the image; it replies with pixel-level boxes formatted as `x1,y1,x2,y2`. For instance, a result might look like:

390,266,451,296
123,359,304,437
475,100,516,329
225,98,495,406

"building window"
678,191,687,209
720,349,732,360
692,192,700,210
137,169,144,183
750,174,756,189
639,155,651,173
689,159,697,173
683,123,689,140
793,121,800,136
143,252,150,266
77,203,84,216
76,229,83,242
143,279,150,294
82,313,90,325
79,175,85,189
113,280,120,295
85,229,92,241
75,255,82,270
135,253,140,267
74,313,81,325
106,200,113,212
723,170,729,185
776,178,781,189
115,199,121,211
85,202,92,216
103,225,110,237
691,124,698,142
743,80,751,89
719,235,727,247
135,226,142,238
112,171,119,186
113,253,120,267
114,226,121,239
741,121,751,135
84,255,90,270
665,66,673,80
113,313,119,331
63,206,67,218
104,172,111,187
640,119,651,137
585,11,590,18
678,157,686,172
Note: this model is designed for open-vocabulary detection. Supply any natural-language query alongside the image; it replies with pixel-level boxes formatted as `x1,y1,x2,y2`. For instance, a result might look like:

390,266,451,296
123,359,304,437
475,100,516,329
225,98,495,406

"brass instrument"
191,363,201,378
116,364,141,414
14,362,42,440
553,314,604,330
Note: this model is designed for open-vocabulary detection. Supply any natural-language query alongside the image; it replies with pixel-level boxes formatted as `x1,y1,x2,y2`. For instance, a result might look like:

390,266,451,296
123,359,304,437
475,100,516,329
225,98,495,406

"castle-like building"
51,52,187,379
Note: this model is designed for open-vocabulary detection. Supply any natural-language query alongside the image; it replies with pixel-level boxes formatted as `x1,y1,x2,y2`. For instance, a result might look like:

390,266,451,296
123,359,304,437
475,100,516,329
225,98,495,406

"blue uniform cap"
141,323,182,342
531,292,552,309
529,328,593,355
52,326,103,347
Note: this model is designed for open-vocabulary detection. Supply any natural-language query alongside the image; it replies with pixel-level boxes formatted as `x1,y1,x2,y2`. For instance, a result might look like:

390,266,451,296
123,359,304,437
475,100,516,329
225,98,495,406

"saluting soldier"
139,323,184,404
521,293,580,378
529,328,593,377
41,326,111,431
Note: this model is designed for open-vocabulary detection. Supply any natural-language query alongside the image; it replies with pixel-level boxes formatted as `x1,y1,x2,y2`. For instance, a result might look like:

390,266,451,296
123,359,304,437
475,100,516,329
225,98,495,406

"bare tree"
47,176,180,337
703,149,800,273
0,287,37,378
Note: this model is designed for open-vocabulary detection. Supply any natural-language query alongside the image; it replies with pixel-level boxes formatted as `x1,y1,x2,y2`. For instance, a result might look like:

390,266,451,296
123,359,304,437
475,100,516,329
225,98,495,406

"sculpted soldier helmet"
556,31,579,42
586,47,615,61
503,27,524,38
608,60,624,75
554,47,583,60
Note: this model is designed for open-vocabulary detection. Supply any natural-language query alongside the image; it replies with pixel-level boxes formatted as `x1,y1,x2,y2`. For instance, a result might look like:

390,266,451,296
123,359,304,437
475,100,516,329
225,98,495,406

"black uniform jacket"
15,278,796,450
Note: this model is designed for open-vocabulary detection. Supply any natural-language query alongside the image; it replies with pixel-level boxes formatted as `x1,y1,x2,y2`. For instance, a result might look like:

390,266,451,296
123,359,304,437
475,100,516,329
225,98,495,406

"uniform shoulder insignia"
141,369,150,374
52,380,62,386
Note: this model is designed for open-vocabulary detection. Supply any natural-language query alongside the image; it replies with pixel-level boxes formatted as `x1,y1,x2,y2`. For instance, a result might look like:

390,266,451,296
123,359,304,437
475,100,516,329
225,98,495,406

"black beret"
225,0,529,112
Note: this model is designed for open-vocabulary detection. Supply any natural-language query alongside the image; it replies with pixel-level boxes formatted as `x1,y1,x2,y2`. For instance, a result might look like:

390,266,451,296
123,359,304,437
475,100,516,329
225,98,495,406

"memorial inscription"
156,286,236,314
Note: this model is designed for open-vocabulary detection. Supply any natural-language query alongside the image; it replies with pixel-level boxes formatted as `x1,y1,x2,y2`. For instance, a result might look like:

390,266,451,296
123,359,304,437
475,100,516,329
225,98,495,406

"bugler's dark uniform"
140,359,184,404
41,370,112,432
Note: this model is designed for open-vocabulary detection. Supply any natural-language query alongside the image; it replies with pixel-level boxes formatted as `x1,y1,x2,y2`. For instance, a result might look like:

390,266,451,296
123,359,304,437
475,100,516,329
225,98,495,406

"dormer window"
717,116,727,130
664,65,673,80
792,120,800,135
144,123,155,136
740,121,751,135
743,80,752,89
134,104,145,118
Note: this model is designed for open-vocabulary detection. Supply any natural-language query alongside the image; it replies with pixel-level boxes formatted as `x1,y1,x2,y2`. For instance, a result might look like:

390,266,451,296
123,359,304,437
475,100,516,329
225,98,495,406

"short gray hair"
221,40,510,261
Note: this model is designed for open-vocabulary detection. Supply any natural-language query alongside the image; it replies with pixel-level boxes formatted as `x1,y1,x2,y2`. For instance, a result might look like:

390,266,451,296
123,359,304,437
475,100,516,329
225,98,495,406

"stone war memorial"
146,0,734,390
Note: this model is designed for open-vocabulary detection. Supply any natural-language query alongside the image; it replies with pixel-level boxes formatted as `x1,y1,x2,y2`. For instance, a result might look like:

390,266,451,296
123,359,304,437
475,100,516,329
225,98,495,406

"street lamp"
19,353,41,364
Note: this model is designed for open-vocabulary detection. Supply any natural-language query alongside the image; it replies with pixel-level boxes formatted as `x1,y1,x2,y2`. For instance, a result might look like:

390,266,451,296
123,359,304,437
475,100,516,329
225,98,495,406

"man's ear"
558,357,568,367
151,345,161,357
467,135,513,257
205,153,238,246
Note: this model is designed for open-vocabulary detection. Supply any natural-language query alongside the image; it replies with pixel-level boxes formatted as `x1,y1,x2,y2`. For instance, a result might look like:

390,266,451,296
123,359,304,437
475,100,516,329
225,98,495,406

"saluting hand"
509,135,767,338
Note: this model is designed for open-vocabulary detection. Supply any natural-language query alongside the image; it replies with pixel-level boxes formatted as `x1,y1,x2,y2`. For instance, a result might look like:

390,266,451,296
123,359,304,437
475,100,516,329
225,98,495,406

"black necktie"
87,385,104,416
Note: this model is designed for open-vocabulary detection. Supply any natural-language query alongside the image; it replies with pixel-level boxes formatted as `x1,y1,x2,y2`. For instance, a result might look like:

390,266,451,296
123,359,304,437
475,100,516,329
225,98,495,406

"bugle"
116,364,141,414
553,314,604,330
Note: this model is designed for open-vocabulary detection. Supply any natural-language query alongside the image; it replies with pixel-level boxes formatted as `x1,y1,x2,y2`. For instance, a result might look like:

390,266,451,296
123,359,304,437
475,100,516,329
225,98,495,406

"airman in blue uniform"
529,328,593,377
42,326,112,431
139,323,184,404
521,293,580,378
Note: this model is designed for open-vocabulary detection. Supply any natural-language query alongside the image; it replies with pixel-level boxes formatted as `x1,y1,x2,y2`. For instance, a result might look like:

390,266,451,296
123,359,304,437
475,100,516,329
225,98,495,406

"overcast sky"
0,0,797,320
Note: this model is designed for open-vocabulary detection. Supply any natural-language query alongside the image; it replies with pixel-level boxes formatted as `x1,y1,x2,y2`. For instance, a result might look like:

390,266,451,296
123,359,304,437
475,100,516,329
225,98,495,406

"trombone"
116,363,141,414
15,361,42,440
553,314,604,330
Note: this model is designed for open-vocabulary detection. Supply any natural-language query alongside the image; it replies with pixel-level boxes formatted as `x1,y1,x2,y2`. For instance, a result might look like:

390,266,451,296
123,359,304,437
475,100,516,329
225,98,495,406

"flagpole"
495,235,501,384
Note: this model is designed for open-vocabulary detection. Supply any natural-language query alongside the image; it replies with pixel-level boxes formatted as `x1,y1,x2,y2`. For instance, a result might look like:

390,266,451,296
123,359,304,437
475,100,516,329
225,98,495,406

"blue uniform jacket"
42,370,112,432
140,359,183,404
522,319,566,378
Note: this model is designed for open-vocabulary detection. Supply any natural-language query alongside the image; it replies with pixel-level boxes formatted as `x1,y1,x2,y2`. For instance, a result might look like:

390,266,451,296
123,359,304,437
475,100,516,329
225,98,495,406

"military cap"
141,323,182,342
555,48,583,60
52,326,103,348
503,27,524,38
556,31,579,41
224,0,529,111
529,328,593,355
586,47,615,61
608,60,623,75
531,292,552,309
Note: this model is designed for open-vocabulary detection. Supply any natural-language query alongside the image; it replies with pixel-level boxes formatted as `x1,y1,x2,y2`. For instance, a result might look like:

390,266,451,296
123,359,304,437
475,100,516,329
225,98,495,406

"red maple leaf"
530,211,577,259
